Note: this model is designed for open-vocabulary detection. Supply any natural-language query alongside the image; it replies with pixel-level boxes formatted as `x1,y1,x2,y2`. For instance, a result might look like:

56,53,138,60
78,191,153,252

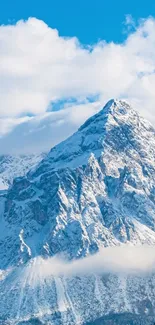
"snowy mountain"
0,99,155,324
0,153,45,190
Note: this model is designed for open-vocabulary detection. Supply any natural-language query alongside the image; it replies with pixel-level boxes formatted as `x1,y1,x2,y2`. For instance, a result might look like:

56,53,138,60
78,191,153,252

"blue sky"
0,0,155,44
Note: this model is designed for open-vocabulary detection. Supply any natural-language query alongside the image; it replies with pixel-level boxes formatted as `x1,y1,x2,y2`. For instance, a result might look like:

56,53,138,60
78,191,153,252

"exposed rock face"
0,99,155,324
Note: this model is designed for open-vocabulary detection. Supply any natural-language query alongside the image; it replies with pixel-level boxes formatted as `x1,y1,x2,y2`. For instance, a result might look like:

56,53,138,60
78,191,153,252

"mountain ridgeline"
0,99,155,324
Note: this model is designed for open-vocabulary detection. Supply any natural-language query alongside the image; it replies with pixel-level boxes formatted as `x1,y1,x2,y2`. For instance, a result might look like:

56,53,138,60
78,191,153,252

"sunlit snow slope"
0,99,155,325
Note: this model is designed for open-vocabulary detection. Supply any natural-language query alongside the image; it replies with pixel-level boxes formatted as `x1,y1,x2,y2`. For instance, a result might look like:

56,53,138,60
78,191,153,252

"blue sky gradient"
0,0,155,44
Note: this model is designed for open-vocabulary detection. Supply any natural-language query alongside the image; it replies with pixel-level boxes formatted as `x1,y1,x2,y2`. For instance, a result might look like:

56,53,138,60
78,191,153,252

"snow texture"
0,99,155,324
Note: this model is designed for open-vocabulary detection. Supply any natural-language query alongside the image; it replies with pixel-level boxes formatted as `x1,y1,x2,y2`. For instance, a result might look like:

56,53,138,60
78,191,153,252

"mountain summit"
3,99,155,263
1,99,155,324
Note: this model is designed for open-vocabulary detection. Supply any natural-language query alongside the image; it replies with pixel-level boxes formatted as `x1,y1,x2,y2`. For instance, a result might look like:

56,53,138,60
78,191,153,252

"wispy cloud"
0,101,100,154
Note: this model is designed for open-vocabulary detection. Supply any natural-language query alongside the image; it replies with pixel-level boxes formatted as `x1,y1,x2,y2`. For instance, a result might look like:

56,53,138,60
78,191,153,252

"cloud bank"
29,246,155,283
0,16,155,153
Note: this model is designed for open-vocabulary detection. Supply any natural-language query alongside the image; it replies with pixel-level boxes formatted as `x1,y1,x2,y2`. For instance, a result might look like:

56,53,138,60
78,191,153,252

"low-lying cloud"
30,246,155,282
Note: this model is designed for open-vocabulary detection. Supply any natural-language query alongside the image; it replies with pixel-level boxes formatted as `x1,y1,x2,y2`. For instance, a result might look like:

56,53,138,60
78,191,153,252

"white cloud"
24,246,155,284
0,116,32,137
0,102,101,154
0,16,155,153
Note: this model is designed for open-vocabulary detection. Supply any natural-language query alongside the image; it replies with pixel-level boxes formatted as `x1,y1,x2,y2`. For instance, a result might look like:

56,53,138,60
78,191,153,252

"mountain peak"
40,98,153,172
102,98,132,114
79,99,132,132
98,99,133,123
1,98,155,323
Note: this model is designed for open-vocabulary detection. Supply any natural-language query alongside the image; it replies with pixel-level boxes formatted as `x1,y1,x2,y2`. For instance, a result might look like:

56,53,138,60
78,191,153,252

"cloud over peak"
0,16,155,153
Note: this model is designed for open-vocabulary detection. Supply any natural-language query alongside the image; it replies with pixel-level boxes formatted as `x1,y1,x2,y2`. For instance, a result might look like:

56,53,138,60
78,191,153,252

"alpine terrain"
0,153,45,190
0,99,155,324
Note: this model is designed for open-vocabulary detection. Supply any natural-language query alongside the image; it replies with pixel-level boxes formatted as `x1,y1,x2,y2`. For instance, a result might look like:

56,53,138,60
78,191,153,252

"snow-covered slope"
0,153,45,190
0,99,155,324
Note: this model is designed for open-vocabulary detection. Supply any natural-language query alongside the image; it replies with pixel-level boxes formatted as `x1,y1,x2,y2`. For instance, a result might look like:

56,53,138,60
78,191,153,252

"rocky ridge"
0,99,155,324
